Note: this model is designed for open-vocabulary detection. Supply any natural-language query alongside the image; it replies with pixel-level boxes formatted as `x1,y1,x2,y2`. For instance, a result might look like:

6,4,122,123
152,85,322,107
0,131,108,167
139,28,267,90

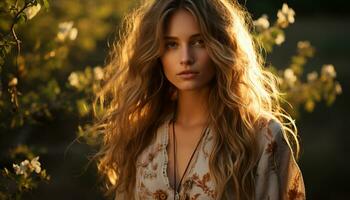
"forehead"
164,8,201,37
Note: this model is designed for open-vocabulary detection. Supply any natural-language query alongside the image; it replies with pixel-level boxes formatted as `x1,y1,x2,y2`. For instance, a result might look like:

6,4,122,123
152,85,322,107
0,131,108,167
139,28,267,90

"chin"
176,83,205,91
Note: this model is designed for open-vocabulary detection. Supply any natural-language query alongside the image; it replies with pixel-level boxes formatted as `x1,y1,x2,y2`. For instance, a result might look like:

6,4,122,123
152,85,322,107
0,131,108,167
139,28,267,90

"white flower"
13,160,30,177
68,72,79,87
322,64,336,78
307,71,318,82
297,41,311,50
335,83,342,94
284,68,297,86
277,3,295,28
69,28,78,41
44,50,56,59
59,21,74,33
275,33,285,45
30,156,41,174
12,157,42,177
93,67,104,80
57,21,78,41
8,77,18,87
24,3,41,20
253,14,270,30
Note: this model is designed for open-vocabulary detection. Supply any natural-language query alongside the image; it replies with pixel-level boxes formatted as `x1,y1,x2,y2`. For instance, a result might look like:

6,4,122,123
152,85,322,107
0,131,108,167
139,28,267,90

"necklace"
171,118,209,200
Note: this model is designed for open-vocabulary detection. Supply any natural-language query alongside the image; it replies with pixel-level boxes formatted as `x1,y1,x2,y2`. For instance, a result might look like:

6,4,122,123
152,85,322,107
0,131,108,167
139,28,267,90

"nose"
180,45,194,66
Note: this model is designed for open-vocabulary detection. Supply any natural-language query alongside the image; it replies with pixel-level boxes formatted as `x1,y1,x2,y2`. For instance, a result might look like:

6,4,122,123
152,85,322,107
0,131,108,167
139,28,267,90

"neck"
174,86,210,127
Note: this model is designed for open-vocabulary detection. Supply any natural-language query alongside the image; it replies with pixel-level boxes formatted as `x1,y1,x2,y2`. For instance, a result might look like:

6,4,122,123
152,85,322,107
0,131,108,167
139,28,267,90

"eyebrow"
164,33,202,40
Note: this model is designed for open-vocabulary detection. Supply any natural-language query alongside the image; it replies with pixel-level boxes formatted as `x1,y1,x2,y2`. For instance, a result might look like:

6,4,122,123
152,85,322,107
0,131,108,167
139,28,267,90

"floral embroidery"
264,126,279,171
266,139,278,171
202,131,213,159
287,173,304,200
183,179,194,190
190,172,217,198
148,152,155,162
266,140,277,154
190,193,200,200
138,143,163,168
153,189,168,200
139,181,153,198
256,117,269,131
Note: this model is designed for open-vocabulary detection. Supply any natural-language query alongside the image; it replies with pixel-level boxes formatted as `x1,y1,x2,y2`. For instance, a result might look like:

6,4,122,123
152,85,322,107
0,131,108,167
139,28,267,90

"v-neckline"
161,117,210,196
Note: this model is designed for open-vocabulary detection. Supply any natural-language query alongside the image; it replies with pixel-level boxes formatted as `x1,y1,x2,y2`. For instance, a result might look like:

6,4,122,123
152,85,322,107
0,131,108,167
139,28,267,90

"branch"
10,1,35,65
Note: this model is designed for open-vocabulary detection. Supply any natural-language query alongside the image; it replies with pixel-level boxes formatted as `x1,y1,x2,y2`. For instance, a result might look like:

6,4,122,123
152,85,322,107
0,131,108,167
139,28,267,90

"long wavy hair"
92,0,300,199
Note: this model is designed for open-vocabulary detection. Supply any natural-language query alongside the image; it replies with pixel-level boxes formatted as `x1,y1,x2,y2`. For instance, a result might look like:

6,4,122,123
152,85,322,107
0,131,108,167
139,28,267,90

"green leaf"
4,45,12,54
15,12,27,25
40,0,50,9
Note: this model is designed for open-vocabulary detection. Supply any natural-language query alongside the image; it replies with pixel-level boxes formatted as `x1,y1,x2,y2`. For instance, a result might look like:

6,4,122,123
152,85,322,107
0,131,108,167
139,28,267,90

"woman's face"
160,9,216,91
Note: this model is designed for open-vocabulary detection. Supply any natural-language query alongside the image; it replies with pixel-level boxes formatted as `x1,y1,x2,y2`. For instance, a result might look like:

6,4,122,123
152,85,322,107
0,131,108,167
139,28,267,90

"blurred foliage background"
0,0,349,199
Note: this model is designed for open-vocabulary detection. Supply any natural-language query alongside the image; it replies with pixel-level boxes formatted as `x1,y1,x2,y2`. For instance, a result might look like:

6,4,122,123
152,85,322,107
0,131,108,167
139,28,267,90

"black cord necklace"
171,117,209,200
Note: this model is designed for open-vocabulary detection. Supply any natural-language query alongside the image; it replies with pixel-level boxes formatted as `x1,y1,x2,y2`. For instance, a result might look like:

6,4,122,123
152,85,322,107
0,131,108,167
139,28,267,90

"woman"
93,0,305,199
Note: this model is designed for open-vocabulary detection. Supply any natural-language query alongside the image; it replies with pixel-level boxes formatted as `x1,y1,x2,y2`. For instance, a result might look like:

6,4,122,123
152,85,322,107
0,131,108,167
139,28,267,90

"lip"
177,70,199,75
177,70,199,79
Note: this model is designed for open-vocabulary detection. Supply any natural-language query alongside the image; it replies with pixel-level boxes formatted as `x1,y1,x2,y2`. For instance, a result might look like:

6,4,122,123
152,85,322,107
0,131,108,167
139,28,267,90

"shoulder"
255,117,283,138
255,117,288,158
255,117,285,140
254,118,305,199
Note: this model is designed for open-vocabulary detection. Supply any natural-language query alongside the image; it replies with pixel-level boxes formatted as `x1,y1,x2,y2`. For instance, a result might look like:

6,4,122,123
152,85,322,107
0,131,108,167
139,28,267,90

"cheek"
198,52,216,77
198,51,211,65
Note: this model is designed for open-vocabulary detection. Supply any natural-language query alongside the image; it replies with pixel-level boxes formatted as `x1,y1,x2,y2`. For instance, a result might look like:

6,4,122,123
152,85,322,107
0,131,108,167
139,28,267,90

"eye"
192,39,205,47
165,41,178,49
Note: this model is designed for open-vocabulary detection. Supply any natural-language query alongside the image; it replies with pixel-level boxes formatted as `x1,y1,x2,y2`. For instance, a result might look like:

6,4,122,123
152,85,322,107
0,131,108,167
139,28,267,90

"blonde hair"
92,0,300,199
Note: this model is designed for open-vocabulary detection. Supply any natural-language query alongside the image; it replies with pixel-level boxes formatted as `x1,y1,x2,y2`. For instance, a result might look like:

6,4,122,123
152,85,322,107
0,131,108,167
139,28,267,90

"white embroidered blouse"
115,115,305,200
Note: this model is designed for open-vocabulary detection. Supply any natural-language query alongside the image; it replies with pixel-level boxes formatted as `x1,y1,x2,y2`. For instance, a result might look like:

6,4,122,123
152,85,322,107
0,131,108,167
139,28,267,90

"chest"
135,122,217,199
166,124,208,190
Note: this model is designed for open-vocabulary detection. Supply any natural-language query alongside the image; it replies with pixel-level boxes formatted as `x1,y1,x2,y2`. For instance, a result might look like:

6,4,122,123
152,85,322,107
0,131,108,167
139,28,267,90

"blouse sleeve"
254,119,306,200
